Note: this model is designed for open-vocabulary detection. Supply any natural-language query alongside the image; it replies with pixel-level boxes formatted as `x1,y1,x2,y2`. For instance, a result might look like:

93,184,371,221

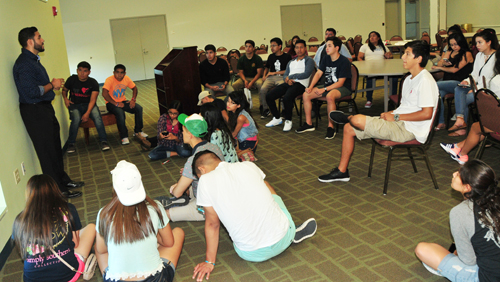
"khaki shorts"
352,116,416,142
169,186,204,222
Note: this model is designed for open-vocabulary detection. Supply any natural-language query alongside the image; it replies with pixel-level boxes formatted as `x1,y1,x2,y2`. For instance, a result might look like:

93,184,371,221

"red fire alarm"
52,6,58,16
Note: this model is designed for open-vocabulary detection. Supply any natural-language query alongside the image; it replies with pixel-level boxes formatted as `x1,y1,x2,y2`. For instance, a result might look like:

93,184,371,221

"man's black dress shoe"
62,190,83,198
66,181,85,188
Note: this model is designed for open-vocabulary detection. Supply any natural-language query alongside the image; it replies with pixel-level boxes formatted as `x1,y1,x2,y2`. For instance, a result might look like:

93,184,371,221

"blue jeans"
106,101,143,138
454,85,474,122
67,103,108,144
436,80,460,124
437,253,479,282
148,143,192,160
366,77,399,102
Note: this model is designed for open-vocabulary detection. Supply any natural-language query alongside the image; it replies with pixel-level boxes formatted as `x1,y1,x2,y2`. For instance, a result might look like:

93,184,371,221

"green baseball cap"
178,113,208,138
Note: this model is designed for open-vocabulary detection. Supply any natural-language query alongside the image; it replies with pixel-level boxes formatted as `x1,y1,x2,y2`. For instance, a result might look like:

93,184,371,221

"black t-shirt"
199,58,231,85
265,53,292,72
20,203,82,282
65,75,100,104
472,205,500,282
209,98,227,113
319,54,351,88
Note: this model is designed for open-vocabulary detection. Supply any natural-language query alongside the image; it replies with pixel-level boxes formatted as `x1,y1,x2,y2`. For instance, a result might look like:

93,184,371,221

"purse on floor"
237,134,259,162
50,249,97,281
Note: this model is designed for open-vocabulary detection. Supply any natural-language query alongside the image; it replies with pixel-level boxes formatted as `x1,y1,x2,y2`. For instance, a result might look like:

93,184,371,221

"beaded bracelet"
205,260,215,266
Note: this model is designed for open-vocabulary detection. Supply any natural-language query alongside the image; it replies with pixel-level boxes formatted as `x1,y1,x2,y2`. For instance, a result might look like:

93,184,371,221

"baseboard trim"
0,238,14,271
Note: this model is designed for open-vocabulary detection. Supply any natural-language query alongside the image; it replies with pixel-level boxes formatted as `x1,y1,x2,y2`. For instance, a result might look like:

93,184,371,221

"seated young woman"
95,160,184,282
432,32,474,130
12,174,96,282
287,35,301,59
415,159,500,281
357,31,398,108
201,102,239,162
227,91,259,153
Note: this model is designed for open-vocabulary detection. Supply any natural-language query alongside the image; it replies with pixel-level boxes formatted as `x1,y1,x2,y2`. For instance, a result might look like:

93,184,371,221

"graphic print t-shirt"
65,75,100,104
21,203,82,282
265,53,292,73
103,75,136,103
319,54,351,88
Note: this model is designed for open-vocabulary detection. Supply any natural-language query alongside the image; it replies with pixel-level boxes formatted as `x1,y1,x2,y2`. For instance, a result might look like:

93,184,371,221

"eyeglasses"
168,111,179,116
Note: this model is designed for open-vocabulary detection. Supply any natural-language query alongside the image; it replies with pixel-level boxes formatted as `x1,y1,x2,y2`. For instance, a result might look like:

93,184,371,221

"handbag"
50,249,97,281
236,134,258,162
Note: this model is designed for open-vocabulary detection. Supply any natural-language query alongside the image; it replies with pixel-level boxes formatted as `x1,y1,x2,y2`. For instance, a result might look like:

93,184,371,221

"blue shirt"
13,48,55,104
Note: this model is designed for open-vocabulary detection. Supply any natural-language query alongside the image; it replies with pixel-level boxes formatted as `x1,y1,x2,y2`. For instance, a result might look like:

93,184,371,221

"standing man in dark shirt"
199,44,234,96
13,27,83,198
62,61,110,153
232,40,264,94
259,37,292,119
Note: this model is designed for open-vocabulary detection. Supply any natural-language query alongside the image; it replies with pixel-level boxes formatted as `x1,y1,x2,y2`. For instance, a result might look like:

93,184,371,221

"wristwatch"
394,114,400,122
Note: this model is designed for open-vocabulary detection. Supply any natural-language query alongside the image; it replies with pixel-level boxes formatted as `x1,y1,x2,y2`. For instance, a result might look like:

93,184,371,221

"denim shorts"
437,253,479,282
103,258,175,282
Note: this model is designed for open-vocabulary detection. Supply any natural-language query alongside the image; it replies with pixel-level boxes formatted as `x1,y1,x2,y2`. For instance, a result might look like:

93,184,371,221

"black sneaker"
318,167,350,182
101,141,110,151
295,123,315,133
66,181,85,188
155,194,190,210
67,143,76,154
62,190,83,198
325,127,336,140
294,218,317,243
260,109,271,119
329,110,350,124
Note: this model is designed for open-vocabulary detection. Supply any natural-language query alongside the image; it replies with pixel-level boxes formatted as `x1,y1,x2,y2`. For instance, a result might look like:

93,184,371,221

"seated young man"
191,151,317,281
320,40,439,182
314,28,353,67
259,37,292,118
199,44,234,96
265,39,315,131
232,40,264,93
102,64,148,145
156,114,224,222
62,61,110,153
297,37,352,139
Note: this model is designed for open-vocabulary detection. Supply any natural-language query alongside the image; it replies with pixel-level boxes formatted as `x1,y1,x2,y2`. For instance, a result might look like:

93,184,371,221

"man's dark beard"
34,42,44,52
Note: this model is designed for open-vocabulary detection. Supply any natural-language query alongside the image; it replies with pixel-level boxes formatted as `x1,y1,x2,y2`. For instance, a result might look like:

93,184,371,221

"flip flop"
448,129,466,137
448,124,467,132
434,123,446,131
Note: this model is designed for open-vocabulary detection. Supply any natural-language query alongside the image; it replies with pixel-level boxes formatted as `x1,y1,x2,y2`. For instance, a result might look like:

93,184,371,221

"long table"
353,59,435,112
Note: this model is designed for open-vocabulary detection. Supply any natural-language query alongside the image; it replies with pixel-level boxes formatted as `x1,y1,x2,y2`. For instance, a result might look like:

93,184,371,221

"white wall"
0,0,70,249
60,0,386,83
447,0,500,31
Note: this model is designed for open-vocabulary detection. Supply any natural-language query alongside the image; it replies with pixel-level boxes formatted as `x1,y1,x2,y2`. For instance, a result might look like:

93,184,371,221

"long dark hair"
368,31,385,52
201,103,236,151
476,29,500,51
227,91,257,131
98,194,165,244
447,32,470,68
13,175,76,259
460,159,500,236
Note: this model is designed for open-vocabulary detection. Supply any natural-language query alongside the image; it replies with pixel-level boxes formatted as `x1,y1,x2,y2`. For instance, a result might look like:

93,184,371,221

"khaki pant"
232,77,263,93
352,116,416,143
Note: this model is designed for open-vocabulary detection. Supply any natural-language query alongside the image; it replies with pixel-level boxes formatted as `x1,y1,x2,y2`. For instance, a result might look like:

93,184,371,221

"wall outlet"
14,169,21,184
21,162,26,175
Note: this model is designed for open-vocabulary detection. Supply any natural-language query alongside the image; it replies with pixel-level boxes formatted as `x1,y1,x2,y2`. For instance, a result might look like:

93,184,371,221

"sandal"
448,129,466,137
448,124,467,132
434,123,446,131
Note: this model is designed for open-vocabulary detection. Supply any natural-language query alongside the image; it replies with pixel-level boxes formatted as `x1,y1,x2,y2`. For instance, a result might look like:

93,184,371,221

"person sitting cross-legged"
190,151,317,281
319,40,438,182
297,36,352,139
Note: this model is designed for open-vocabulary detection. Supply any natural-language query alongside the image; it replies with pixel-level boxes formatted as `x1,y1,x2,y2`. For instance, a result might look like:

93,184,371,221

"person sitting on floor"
95,161,184,282
227,91,259,153
297,36,352,139
155,114,224,222
201,103,238,163
191,151,317,281
197,90,228,121
101,64,148,145
265,39,315,132
259,37,292,119
415,159,500,281
199,44,234,96
141,100,192,161
321,40,438,182
62,61,110,153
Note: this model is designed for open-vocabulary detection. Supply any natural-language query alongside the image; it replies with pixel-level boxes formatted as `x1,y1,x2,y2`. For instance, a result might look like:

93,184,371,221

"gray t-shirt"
450,200,476,265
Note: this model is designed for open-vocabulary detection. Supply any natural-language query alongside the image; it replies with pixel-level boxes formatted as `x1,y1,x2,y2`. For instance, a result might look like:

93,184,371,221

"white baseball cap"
197,91,211,106
111,160,146,206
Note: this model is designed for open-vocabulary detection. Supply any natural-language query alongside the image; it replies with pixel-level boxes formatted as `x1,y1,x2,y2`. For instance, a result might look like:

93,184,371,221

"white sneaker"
134,132,148,138
283,120,292,132
266,117,283,127
121,137,130,145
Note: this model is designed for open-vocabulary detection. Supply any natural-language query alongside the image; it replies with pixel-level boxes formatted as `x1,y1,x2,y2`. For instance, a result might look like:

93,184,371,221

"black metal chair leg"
383,148,394,195
368,142,376,177
423,151,439,190
407,148,417,172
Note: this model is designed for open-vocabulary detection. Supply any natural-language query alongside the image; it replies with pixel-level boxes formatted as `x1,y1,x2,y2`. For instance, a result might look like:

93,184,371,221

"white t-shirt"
393,69,439,143
197,162,289,252
465,51,497,89
359,44,389,61
489,75,500,95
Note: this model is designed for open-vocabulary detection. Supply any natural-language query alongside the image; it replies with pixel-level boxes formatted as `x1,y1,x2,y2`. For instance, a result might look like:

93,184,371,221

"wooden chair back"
353,34,363,45
353,42,362,60
217,47,227,52
198,52,207,63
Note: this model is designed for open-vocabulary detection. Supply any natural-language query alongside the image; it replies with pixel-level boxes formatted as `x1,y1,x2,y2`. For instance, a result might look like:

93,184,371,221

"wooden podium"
154,46,201,116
